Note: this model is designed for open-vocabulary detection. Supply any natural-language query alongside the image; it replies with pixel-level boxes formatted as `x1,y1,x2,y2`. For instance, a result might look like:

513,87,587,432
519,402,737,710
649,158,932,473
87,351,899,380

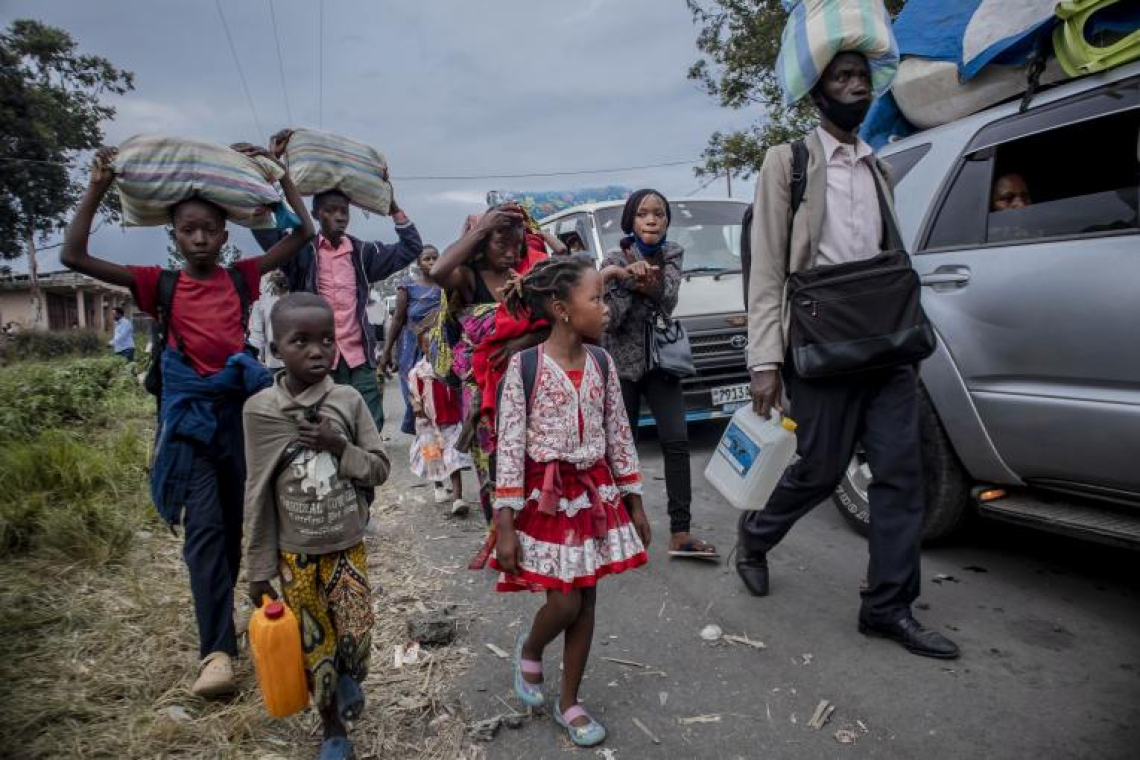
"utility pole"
726,170,732,198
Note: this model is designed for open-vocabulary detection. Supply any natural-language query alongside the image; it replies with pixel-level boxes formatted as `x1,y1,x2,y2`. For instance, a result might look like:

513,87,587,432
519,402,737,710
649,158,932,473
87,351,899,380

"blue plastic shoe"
553,703,607,747
512,632,545,708
335,674,364,722
316,736,354,760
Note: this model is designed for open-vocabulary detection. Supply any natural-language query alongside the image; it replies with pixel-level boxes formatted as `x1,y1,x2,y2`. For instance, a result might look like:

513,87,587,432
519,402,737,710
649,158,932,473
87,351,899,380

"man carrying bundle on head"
254,130,424,432
735,0,959,661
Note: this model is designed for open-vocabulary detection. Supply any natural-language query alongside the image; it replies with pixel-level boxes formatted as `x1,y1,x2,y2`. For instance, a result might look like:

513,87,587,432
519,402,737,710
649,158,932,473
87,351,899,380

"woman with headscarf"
430,203,565,525
599,189,718,560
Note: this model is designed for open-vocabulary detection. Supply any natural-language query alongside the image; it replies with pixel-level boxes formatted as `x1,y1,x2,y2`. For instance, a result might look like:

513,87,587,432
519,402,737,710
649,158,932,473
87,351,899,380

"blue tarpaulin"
862,0,1059,148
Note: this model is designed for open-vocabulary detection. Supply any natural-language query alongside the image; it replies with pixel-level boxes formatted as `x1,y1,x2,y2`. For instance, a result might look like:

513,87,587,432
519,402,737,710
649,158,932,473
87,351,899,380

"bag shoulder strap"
584,343,610,381
790,139,809,216
225,266,252,331
871,169,906,253
584,343,612,413
519,346,540,413
155,269,181,349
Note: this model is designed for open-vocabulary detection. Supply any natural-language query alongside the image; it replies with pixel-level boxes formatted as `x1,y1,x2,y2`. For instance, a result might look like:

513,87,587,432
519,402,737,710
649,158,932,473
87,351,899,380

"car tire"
832,387,971,543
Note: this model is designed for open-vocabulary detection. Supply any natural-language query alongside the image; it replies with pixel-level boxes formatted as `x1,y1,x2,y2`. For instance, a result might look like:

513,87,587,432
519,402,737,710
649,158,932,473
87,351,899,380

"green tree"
687,0,904,183
0,19,133,326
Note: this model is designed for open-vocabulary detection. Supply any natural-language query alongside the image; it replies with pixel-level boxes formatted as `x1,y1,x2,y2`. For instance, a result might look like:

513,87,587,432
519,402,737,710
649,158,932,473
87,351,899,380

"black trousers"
182,416,245,659
621,370,691,534
738,363,924,623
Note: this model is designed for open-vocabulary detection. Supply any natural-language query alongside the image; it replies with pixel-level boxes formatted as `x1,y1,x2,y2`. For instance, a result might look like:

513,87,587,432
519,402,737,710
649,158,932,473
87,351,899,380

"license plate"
711,383,750,406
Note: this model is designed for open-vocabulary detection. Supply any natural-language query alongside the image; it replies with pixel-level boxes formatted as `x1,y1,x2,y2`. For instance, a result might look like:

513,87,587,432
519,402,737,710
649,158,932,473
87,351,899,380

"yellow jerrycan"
248,596,309,717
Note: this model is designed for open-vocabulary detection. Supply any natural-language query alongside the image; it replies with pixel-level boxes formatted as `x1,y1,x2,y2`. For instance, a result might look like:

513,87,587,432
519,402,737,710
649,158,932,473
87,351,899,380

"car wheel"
832,387,971,543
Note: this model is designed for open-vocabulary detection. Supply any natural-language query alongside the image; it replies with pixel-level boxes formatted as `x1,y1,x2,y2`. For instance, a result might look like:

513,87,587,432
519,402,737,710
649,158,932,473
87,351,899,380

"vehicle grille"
689,329,747,367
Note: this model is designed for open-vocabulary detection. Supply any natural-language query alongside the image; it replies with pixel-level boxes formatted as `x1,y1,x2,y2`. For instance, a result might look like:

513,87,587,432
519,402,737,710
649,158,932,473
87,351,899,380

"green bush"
0,356,155,562
0,356,148,439
0,425,151,562
1,330,106,363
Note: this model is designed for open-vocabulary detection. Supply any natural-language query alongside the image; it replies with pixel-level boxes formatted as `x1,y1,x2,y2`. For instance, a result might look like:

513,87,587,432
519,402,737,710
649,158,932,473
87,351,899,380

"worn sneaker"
433,485,450,503
191,651,238,699
450,499,470,517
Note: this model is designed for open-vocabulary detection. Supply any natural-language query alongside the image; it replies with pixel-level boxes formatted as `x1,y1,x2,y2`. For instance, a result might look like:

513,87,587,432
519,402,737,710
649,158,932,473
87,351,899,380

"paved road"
378,388,1140,759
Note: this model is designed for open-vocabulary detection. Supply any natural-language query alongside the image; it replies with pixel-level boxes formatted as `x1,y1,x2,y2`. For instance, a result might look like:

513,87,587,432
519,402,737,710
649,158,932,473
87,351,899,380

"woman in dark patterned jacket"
598,189,717,560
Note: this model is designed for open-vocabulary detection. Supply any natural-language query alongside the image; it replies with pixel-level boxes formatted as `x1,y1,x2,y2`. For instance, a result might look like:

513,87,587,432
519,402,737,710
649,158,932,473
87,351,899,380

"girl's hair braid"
503,254,595,320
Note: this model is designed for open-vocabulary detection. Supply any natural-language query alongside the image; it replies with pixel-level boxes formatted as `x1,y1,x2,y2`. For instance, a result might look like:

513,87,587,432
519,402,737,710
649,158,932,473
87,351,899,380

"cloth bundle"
282,129,393,215
113,135,285,228
776,0,899,106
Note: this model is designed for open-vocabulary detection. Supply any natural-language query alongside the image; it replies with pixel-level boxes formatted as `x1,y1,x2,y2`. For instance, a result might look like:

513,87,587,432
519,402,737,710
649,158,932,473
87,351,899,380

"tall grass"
0,356,155,563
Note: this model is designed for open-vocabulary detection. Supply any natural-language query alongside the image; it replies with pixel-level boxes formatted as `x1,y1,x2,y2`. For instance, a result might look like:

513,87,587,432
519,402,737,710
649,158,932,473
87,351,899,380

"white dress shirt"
815,126,882,267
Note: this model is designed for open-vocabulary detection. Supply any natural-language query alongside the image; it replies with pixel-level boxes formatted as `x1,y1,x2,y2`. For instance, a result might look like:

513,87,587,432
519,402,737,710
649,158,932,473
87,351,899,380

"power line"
686,172,720,197
267,0,293,125
393,158,699,181
318,0,324,128
215,0,265,144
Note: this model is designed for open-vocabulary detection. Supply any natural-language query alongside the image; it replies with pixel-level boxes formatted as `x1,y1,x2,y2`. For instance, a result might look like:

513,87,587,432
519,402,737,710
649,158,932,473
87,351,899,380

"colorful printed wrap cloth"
114,135,285,228
283,128,393,215
776,0,900,106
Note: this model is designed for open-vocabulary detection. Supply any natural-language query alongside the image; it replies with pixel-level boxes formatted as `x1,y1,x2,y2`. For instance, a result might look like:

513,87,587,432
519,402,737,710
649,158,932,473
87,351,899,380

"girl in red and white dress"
492,256,650,748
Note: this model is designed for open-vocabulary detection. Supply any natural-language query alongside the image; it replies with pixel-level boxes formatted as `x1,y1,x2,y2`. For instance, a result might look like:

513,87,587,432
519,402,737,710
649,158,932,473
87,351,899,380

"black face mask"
816,91,871,132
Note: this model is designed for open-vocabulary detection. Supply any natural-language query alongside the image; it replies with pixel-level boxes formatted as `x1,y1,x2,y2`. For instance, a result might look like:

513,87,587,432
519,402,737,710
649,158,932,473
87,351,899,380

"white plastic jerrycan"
704,406,798,511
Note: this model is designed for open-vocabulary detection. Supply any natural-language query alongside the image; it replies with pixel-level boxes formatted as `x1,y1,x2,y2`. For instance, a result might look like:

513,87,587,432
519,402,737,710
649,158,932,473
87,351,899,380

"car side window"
986,108,1139,244
923,152,992,251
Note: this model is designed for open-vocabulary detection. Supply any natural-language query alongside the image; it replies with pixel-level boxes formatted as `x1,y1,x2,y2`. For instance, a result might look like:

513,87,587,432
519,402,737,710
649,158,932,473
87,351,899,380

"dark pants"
738,363,925,623
182,418,245,659
621,370,691,534
116,348,135,362
333,359,384,431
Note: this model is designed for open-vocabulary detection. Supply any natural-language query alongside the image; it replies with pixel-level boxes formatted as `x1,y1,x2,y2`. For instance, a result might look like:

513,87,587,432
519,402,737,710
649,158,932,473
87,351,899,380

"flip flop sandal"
668,539,720,560
316,736,354,760
335,674,365,722
513,632,545,708
553,704,606,747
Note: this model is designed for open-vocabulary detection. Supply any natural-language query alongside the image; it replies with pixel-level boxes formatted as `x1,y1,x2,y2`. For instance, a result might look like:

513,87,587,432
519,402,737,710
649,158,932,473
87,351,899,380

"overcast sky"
3,0,754,273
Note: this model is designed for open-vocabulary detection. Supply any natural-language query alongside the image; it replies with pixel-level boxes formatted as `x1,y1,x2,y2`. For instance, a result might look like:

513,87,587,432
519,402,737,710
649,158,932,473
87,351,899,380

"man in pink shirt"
255,188,423,430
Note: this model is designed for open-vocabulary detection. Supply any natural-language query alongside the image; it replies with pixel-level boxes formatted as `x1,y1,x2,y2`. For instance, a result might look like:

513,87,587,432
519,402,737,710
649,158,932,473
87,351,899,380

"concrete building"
0,270,133,332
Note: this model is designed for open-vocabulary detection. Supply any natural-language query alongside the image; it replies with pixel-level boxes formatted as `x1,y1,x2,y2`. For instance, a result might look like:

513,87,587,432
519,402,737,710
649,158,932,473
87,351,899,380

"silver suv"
834,62,1140,548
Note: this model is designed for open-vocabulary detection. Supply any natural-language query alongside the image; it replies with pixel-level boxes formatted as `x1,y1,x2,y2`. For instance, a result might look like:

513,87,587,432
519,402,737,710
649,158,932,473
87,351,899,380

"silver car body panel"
880,61,1140,496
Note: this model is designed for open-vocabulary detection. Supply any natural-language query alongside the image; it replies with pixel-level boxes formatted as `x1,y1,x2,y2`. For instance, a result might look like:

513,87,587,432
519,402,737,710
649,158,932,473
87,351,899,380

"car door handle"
920,267,971,288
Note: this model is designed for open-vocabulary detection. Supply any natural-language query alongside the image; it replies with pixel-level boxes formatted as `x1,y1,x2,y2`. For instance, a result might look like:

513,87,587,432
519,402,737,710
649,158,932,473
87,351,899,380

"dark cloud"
2,0,753,272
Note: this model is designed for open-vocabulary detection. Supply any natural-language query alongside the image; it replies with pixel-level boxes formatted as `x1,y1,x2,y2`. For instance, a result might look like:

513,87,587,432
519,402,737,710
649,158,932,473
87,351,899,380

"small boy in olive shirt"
243,293,389,759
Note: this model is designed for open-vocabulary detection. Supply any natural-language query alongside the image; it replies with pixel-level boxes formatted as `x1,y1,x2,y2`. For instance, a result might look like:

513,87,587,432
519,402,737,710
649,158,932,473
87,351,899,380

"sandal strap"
562,705,589,724
520,658,543,675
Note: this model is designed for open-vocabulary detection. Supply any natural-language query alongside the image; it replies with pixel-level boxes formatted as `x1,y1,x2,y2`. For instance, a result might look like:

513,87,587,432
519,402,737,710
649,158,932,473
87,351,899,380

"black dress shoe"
735,551,769,597
858,615,960,660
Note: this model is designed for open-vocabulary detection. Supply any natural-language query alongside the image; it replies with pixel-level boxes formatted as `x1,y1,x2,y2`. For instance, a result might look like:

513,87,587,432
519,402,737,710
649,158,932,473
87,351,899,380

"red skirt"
491,458,648,593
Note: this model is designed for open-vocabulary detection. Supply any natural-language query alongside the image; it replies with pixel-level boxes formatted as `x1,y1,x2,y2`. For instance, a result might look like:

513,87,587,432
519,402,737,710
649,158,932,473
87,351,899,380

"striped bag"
776,0,899,107
283,129,394,215
113,135,285,228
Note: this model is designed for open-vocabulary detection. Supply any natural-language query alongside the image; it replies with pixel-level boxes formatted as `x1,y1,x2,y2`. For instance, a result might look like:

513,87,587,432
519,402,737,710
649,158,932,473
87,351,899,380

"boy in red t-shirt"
61,143,315,698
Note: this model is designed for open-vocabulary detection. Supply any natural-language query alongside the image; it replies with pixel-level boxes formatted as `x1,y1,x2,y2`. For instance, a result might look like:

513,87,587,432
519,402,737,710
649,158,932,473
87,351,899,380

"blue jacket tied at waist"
151,349,271,524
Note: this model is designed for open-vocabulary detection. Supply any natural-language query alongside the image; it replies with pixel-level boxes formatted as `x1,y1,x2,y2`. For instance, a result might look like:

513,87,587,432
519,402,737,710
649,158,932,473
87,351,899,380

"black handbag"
785,177,935,379
646,308,696,378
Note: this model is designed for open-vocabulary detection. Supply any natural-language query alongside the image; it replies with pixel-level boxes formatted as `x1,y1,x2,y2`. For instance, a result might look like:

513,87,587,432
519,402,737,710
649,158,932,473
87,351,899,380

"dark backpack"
143,267,252,400
497,343,612,415
740,139,809,303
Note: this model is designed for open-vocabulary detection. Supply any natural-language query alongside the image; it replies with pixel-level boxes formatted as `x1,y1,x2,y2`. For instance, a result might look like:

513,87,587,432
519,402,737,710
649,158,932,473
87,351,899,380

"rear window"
879,143,931,185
